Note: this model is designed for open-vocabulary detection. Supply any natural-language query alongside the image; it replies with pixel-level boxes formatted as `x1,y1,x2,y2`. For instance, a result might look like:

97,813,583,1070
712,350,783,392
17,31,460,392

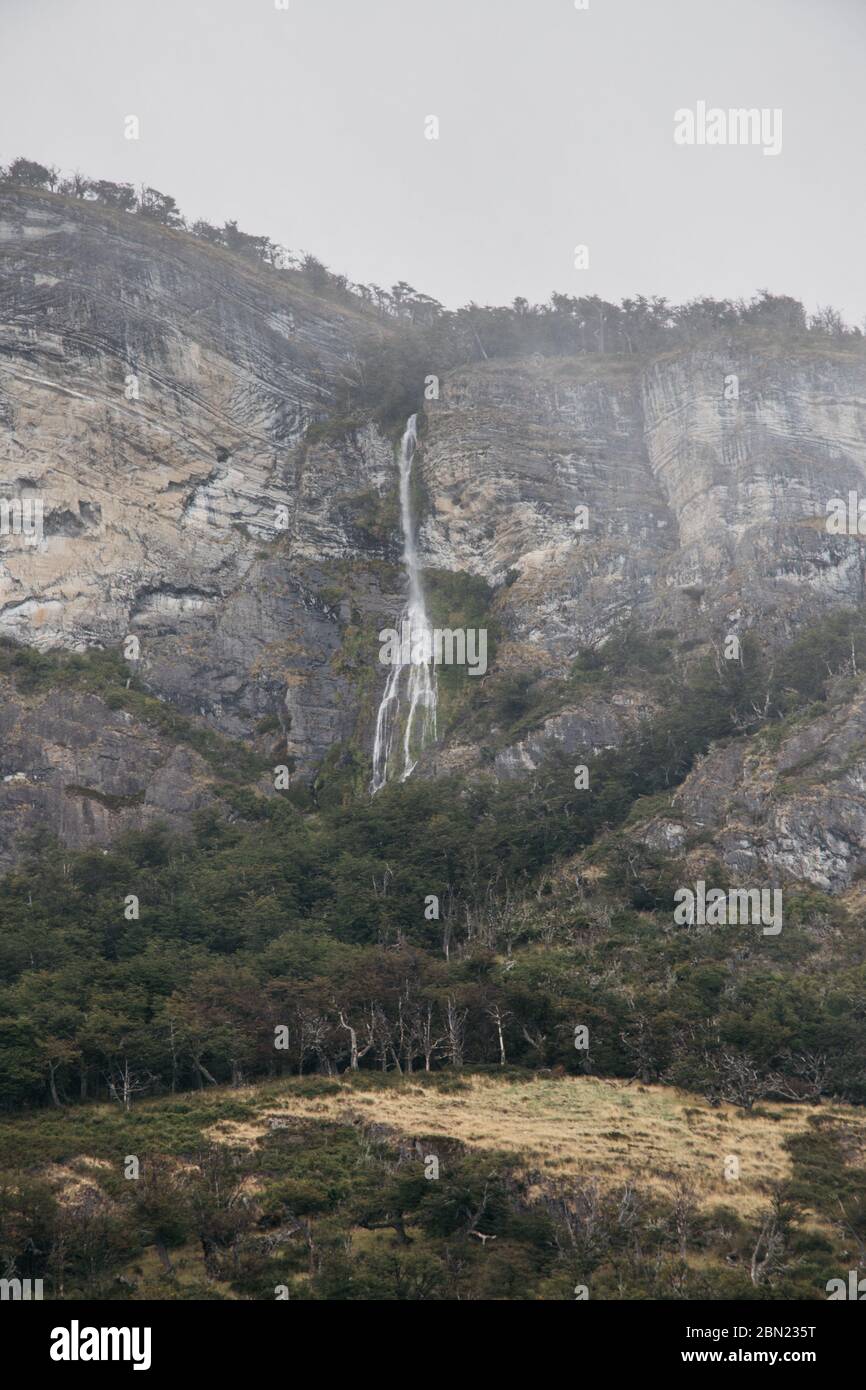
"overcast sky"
1,0,863,323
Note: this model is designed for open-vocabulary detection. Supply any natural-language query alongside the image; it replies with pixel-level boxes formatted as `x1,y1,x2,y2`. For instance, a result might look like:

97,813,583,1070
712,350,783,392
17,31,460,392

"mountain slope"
2,186,866,876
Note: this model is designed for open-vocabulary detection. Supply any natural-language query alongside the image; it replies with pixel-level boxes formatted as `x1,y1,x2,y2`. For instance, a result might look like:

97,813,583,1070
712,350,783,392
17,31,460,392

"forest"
1,612,865,1115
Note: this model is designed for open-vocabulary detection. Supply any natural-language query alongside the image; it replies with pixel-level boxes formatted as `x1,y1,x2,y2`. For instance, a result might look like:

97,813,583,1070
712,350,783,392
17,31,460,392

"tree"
743,289,808,333
705,1049,773,1110
336,1007,373,1071
300,253,330,292
188,1146,254,1278
417,1003,444,1072
750,1189,797,1287
129,1157,191,1275
87,179,136,212
221,220,273,263
52,1188,133,1296
3,157,53,188
444,996,468,1067
485,1001,511,1066
67,169,89,198
810,304,847,338
190,219,225,246
137,186,183,227
106,1057,154,1112
166,962,271,1088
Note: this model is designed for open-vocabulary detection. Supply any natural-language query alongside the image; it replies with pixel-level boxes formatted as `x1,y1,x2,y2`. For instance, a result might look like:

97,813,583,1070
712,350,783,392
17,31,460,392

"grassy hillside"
2,1070,865,1301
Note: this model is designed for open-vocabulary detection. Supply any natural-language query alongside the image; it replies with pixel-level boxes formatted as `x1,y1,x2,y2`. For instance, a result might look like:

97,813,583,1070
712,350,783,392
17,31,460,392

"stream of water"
370,414,437,793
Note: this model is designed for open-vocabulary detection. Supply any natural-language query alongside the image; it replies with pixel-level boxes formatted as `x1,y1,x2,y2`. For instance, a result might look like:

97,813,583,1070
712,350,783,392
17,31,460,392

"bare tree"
369,1004,395,1073
750,1191,796,1287
836,1191,866,1268
189,1047,219,1089
705,1049,773,1110
106,1058,154,1112
620,1014,661,1084
669,1179,700,1258
766,1051,829,1104
395,996,427,1074
418,1004,445,1072
444,997,468,1068
463,1175,497,1239
336,1008,373,1072
296,1011,335,1075
486,1003,512,1066
521,1023,549,1066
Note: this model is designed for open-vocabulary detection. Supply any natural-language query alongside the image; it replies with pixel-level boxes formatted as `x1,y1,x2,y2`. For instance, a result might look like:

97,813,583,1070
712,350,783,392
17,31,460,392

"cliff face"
640,349,866,641
421,348,866,663
420,358,673,659
636,677,866,893
0,188,404,782
0,675,218,869
3,188,866,872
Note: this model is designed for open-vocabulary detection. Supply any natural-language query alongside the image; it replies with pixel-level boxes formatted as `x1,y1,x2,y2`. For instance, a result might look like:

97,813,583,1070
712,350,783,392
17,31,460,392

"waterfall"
370,414,437,793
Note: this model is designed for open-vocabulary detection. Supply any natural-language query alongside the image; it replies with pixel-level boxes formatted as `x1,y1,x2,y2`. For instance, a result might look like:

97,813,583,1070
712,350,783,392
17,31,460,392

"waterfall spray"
370,414,437,793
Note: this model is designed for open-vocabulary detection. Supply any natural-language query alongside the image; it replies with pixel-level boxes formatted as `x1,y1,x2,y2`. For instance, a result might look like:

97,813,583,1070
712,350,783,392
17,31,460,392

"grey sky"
1,0,864,322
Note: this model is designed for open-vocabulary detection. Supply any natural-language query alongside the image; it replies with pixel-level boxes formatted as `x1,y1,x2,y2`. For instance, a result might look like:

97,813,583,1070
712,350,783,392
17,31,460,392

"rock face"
491,690,653,780
421,349,866,664
637,679,866,893
0,676,218,869
639,349,866,645
3,188,866,871
0,188,404,777
420,358,674,659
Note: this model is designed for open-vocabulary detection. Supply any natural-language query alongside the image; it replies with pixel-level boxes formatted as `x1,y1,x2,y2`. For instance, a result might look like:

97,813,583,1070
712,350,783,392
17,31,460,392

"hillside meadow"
2,1070,864,1300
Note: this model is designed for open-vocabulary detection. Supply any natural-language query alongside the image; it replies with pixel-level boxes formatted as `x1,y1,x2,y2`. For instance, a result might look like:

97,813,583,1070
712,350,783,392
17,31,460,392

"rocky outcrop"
636,679,866,891
492,690,653,779
0,677,219,868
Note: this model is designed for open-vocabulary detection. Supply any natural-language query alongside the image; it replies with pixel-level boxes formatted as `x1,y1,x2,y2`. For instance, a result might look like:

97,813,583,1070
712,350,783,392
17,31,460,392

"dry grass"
40,1159,114,1207
205,1073,866,1215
